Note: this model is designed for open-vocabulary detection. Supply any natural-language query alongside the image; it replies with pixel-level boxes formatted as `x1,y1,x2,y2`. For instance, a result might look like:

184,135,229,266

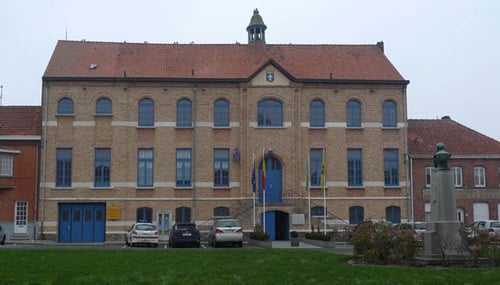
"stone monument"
422,143,468,262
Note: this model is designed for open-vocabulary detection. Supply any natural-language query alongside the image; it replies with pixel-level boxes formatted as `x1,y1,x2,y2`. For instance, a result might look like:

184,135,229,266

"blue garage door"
59,203,106,243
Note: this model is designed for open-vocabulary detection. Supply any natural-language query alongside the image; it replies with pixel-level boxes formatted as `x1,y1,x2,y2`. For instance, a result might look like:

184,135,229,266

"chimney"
376,41,384,53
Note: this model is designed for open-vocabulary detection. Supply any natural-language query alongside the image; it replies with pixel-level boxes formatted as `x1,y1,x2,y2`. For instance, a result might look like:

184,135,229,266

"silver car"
208,219,243,247
126,223,159,247
471,220,500,237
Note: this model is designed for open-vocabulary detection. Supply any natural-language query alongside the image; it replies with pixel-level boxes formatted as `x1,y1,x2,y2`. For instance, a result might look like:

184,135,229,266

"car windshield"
136,224,155,231
219,220,240,227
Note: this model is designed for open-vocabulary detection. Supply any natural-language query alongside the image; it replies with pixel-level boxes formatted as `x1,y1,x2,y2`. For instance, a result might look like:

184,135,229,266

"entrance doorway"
58,203,106,243
259,156,282,204
261,210,289,241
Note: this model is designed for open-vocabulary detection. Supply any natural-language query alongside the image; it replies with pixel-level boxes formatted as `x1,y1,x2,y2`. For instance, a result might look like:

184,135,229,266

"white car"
470,220,500,237
208,219,243,247
126,223,159,247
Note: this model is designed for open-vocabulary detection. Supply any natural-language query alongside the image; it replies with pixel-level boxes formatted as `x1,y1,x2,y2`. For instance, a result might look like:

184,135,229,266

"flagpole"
262,148,266,234
307,155,311,231
252,154,256,227
323,148,327,234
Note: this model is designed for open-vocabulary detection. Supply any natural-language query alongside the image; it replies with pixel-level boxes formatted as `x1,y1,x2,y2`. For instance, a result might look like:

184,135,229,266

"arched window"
386,206,401,224
309,99,325,127
175,207,192,223
346,100,361,128
349,206,364,225
96,97,112,115
382,100,397,127
214,99,229,127
257,99,283,127
311,206,325,217
138,98,154,127
176,99,192,127
213,206,230,218
136,207,153,223
57,97,74,114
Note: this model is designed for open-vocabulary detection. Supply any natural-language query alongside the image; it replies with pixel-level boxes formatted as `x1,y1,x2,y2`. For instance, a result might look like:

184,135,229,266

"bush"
305,232,331,241
249,224,270,241
351,221,419,265
291,231,299,238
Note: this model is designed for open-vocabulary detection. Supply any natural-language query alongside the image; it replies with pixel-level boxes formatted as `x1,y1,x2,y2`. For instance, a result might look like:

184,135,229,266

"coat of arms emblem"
266,71,274,82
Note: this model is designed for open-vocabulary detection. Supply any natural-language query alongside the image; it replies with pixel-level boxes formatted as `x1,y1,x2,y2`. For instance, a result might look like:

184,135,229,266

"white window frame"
0,154,13,176
474,167,486,187
425,167,433,188
452,167,463,187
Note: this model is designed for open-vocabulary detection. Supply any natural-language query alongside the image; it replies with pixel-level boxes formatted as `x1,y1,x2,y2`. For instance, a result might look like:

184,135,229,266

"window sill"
55,114,75,117
309,126,326,130
213,126,231,129
137,126,155,129
384,186,401,189
136,187,155,190
175,126,194,129
256,126,285,129
346,127,363,130
94,114,113,117
174,186,193,190
347,186,365,189
90,186,114,190
381,126,399,130
213,186,231,190
52,186,74,190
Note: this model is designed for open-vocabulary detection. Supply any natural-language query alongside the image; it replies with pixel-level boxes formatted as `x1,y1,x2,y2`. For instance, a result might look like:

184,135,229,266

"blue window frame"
214,99,230,127
176,99,192,127
137,148,153,187
311,206,325,217
384,149,399,186
257,99,283,127
96,97,112,115
176,148,192,187
136,207,153,223
56,148,72,187
310,149,323,187
94,148,111,187
213,206,230,218
57,98,74,115
349,206,364,225
382,100,397,127
138,98,154,127
347,149,363,187
346,100,361,127
386,206,401,224
214,149,229,187
309,99,325,127
175,207,191,223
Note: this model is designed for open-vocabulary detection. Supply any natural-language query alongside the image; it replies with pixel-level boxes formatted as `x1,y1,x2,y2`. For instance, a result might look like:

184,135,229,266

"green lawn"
0,248,498,284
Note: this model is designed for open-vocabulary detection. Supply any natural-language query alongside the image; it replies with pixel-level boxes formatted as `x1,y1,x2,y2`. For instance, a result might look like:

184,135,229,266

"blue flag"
251,156,256,192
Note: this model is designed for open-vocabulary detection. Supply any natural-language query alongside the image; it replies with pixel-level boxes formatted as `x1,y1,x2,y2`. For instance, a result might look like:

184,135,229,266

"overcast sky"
1,0,499,140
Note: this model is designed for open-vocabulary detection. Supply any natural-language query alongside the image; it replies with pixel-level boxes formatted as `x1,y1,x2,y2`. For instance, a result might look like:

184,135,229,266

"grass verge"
0,248,497,284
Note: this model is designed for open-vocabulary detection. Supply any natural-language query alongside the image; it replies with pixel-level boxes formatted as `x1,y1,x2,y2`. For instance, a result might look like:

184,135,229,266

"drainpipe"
191,84,197,221
403,85,411,222
33,141,40,240
409,156,414,222
40,82,49,239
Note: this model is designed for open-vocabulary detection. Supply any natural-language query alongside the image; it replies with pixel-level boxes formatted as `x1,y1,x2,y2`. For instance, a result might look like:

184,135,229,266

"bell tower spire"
246,9,267,44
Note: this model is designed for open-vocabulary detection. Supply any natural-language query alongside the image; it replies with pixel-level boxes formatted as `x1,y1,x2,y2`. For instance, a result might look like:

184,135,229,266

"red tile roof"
0,106,42,136
43,40,407,83
408,117,500,155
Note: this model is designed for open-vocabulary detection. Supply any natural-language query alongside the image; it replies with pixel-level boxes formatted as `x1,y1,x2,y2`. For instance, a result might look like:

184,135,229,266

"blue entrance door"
259,157,282,204
58,204,71,242
261,211,290,241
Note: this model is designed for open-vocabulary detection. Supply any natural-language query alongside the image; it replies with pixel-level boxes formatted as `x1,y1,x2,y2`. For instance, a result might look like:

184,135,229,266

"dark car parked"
0,225,5,245
169,222,201,248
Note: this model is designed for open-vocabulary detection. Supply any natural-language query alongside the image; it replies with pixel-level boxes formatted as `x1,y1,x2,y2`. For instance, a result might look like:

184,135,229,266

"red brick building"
408,116,500,224
0,106,42,241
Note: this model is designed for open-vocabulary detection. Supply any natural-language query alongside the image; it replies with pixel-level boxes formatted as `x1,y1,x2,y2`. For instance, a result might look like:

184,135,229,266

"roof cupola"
246,9,267,44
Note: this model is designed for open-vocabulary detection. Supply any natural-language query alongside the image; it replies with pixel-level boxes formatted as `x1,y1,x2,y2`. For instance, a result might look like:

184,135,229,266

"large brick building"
0,106,42,241
40,9,409,242
408,117,500,224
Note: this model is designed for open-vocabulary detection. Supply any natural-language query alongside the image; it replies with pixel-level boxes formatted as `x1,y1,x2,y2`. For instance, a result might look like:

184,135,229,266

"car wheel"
0,235,5,245
238,241,243,248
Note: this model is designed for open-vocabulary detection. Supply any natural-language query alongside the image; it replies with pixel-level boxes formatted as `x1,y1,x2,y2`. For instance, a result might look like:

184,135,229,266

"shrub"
305,232,331,241
351,221,419,265
249,224,270,241
291,231,299,238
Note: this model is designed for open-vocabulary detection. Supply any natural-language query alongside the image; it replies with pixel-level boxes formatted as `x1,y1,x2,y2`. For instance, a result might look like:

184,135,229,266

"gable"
251,64,290,86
